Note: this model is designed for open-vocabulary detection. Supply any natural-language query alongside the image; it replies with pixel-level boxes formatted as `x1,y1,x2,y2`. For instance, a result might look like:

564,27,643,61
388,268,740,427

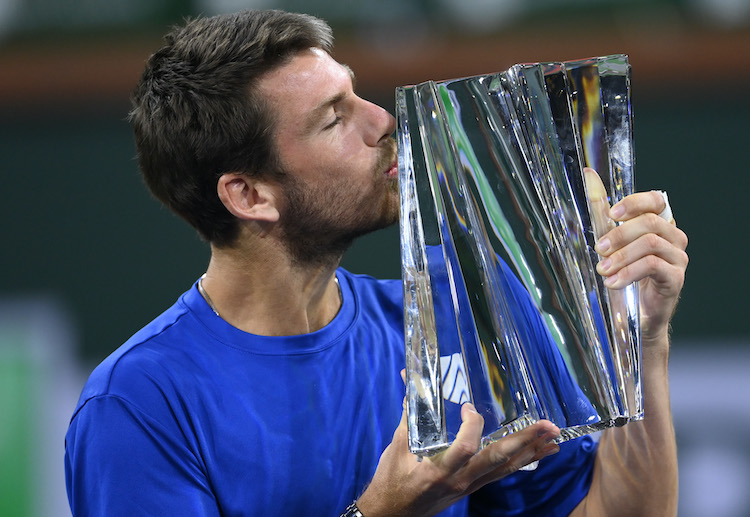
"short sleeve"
65,395,220,517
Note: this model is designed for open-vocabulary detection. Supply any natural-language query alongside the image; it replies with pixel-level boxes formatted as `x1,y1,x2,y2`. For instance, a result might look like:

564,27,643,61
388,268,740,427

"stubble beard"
278,138,399,267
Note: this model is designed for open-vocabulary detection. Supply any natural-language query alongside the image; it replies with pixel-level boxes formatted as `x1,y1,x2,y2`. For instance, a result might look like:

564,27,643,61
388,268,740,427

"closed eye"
324,115,342,130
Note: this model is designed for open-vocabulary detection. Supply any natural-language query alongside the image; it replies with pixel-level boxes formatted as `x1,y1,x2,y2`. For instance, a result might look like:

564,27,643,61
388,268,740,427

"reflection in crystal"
398,55,642,456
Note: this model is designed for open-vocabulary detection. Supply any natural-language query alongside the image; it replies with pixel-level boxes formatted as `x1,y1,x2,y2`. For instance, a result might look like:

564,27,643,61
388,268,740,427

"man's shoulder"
338,268,402,301
72,293,197,417
335,269,405,352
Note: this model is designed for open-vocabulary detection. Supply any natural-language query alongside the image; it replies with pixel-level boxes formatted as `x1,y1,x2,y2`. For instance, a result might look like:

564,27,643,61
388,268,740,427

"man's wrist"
341,501,364,517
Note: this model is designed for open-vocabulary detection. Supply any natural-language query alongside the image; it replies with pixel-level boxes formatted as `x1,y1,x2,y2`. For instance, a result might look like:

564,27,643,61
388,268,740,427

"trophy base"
557,412,644,443
557,421,615,443
410,412,644,458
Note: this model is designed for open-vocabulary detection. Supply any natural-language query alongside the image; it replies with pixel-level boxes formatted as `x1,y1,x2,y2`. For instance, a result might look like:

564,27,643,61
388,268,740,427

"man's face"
256,48,399,264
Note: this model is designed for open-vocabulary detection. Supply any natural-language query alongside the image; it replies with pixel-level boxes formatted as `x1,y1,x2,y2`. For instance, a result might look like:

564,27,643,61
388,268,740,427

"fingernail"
598,258,611,273
604,273,618,288
596,238,610,254
537,430,560,443
611,204,625,219
462,402,477,414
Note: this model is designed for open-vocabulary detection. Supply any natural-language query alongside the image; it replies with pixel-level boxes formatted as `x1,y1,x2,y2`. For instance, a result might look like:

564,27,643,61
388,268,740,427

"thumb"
394,368,408,440
392,395,409,445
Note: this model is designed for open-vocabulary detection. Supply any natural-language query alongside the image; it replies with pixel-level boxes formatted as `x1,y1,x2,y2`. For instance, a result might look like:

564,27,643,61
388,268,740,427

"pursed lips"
384,160,398,178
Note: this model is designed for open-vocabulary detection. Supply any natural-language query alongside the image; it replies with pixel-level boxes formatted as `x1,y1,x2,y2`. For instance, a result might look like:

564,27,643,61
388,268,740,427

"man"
65,10,688,516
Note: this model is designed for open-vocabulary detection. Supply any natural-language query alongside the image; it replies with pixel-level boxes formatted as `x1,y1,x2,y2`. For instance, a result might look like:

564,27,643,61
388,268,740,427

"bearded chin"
276,137,399,267
278,180,398,267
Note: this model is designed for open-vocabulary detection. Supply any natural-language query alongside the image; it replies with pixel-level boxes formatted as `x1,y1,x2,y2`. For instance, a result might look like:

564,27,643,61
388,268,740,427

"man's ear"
217,173,280,223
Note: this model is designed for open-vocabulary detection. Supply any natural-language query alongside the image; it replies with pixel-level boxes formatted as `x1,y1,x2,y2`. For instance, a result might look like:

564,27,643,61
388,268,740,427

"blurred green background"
1,1,749,515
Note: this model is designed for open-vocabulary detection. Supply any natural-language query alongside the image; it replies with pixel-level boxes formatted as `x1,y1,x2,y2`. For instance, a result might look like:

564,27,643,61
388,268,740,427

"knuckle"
450,477,472,495
487,447,511,466
610,246,627,267
645,213,662,231
622,195,639,215
677,229,689,250
607,225,623,247
644,232,662,250
451,439,478,460
678,249,689,268
644,254,661,272
432,470,453,490
484,436,528,466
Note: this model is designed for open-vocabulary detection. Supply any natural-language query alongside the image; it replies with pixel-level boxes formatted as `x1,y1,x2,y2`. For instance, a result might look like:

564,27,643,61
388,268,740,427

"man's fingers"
460,420,560,490
596,213,688,257
596,232,689,287
602,254,686,292
609,190,667,222
432,403,485,473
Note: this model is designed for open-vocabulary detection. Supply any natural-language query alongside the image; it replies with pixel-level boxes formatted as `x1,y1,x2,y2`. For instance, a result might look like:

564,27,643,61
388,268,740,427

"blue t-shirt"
65,269,595,516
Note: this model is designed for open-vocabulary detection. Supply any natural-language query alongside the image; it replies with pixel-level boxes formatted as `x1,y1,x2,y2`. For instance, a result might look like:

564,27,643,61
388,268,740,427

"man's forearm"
572,336,678,517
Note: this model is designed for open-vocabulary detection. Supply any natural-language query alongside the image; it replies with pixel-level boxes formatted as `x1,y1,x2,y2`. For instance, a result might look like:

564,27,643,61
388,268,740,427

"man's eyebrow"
303,65,357,132
341,64,357,90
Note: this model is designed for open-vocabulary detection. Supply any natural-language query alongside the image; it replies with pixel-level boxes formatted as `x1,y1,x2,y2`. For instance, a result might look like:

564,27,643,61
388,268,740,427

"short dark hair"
129,10,333,246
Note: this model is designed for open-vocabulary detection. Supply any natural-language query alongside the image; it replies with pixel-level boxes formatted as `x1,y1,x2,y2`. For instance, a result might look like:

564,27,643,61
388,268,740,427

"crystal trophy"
397,55,641,456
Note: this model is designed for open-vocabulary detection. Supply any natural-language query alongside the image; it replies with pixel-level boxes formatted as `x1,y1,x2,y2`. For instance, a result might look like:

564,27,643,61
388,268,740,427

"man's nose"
362,99,397,146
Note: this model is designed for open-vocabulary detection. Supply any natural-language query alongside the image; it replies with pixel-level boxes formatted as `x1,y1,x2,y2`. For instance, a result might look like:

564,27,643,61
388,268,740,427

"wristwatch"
340,501,364,517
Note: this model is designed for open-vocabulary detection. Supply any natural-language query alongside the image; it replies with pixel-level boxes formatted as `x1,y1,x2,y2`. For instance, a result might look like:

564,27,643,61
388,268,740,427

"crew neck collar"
182,268,358,355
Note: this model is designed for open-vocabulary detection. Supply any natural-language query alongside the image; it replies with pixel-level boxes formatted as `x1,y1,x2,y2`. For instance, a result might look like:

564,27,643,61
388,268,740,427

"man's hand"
593,185,688,343
356,403,560,517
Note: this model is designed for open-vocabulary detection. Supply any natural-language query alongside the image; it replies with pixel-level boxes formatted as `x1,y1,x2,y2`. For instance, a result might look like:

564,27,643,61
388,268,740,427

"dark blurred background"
1,0,749,515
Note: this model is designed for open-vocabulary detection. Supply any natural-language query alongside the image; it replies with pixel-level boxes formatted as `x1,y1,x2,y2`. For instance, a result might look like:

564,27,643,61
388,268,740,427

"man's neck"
199,242,344,336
